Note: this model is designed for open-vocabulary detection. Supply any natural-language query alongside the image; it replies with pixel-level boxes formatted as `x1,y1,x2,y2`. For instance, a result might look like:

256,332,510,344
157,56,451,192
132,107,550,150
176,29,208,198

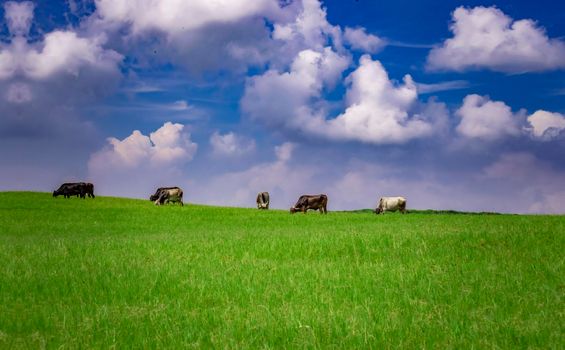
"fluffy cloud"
90,0,301,74
94,0,283,35
273,0,341,51
0,1,122,125
243,53,445,144
210,131,256,157
0,3,121,81
427,6,565,72
343,27,386,53
88,122,197,197
527,110,565,140
89,122,197,169
455,94,522,140
4,1,34,36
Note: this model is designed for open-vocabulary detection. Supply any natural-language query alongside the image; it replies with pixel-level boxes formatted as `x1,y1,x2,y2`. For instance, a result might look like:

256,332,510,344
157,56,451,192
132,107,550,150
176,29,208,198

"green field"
0,192,563,348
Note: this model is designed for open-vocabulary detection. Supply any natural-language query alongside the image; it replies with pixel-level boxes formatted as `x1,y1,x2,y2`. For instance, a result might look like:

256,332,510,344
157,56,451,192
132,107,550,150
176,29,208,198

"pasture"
0,192,563,348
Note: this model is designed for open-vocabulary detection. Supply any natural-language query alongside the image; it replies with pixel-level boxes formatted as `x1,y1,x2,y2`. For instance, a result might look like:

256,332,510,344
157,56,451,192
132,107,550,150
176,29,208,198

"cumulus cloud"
427,6,565,72
0,0,122,147
210,131,256,157
89,0,301,74
94,0,283,35
243,53,446,144
4,1,34,36
88,122,197,197
527,110,565,140
273,0,341,52
89,122,197,170
1,3,121,81
455,94,522,140
343,27,386,53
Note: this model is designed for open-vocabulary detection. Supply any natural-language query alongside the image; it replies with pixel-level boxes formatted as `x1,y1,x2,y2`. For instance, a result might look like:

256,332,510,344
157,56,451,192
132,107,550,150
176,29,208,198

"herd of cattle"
53,183,407,214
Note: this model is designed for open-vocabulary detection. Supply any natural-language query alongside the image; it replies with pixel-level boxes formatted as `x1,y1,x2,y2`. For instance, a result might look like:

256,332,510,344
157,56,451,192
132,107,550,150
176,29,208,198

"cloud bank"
428,6,565,72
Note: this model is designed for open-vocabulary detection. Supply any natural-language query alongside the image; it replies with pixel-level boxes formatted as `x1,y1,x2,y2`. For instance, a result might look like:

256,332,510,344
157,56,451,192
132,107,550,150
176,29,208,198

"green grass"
0,192,563,349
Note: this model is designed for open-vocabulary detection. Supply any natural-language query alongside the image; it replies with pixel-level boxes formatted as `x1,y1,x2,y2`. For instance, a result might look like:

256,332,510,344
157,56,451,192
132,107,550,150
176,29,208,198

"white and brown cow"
375,196,407,214
150,187,184,206
256,192,270,210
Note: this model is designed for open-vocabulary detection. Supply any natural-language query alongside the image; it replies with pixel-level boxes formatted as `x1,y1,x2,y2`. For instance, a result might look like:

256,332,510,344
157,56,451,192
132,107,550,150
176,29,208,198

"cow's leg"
302,206,307,214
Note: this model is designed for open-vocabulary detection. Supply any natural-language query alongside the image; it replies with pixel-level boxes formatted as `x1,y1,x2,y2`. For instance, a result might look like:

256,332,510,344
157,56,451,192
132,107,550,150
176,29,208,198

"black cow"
290,194,328,214
53,182,95,199
53,183,84,198
150,187,184,206
84,183,95,198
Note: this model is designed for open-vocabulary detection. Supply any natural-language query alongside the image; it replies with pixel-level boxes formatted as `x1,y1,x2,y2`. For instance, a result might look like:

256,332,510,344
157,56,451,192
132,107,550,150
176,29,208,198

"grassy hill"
0,192,563,348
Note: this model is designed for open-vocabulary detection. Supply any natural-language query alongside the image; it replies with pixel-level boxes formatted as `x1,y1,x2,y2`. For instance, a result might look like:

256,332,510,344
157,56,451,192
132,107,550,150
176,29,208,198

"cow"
84,183,95,198
150,187,184,206
290,194,328,214
375,196,407,214
53,182,86,198
256,192,270,209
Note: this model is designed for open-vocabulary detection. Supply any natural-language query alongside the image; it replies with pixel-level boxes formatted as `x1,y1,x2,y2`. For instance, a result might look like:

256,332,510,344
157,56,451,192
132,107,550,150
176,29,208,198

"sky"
1,0,564,213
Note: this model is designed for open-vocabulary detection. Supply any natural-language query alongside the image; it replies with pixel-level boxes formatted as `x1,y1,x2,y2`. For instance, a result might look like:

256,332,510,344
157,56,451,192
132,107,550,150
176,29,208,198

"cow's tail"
179,189,184,206
322,194,328,214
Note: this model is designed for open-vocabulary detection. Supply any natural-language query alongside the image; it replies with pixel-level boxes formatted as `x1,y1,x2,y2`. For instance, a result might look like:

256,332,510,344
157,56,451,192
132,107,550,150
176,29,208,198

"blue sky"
1,0,564,213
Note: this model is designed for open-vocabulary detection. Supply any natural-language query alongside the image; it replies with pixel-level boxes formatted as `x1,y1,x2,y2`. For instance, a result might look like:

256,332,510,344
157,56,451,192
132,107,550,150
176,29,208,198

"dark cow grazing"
52,182,93,199
84,183,95,198
256,192,270,209
290,194,328,214
150,187,184,206
375,196,407,214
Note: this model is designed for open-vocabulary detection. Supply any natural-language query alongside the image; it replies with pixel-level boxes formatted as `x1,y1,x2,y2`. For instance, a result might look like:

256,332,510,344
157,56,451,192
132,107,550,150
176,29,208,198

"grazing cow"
256,192,270,209
375,196,407,214
84,183,95,198
53,182,87,198
290,194,328,214
150,187,183,206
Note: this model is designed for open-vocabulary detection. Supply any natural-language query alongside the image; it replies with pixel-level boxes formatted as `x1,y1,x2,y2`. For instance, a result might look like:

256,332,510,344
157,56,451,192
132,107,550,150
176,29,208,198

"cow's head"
375,206,383,214
52,190,59,197
290,207,298,214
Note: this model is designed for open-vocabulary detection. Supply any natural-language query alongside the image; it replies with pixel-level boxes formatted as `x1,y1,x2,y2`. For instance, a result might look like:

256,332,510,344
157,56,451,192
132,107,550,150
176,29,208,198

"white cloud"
94,0,282,35
89,122,197,170
24,31,122,79
0,2,121,81
0,1,122,139
343,27,386,53
427,6,565,72
527,110,565,139
4,1,34,36
90,0,301,74
243,53,445,144
273,0,340,51
326,56,438,143
87,122,197,198
455,94,522,140
210,131,256,157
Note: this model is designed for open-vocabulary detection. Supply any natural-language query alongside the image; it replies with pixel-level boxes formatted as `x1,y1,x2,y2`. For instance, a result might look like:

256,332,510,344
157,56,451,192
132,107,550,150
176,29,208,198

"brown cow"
290,194,328,214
